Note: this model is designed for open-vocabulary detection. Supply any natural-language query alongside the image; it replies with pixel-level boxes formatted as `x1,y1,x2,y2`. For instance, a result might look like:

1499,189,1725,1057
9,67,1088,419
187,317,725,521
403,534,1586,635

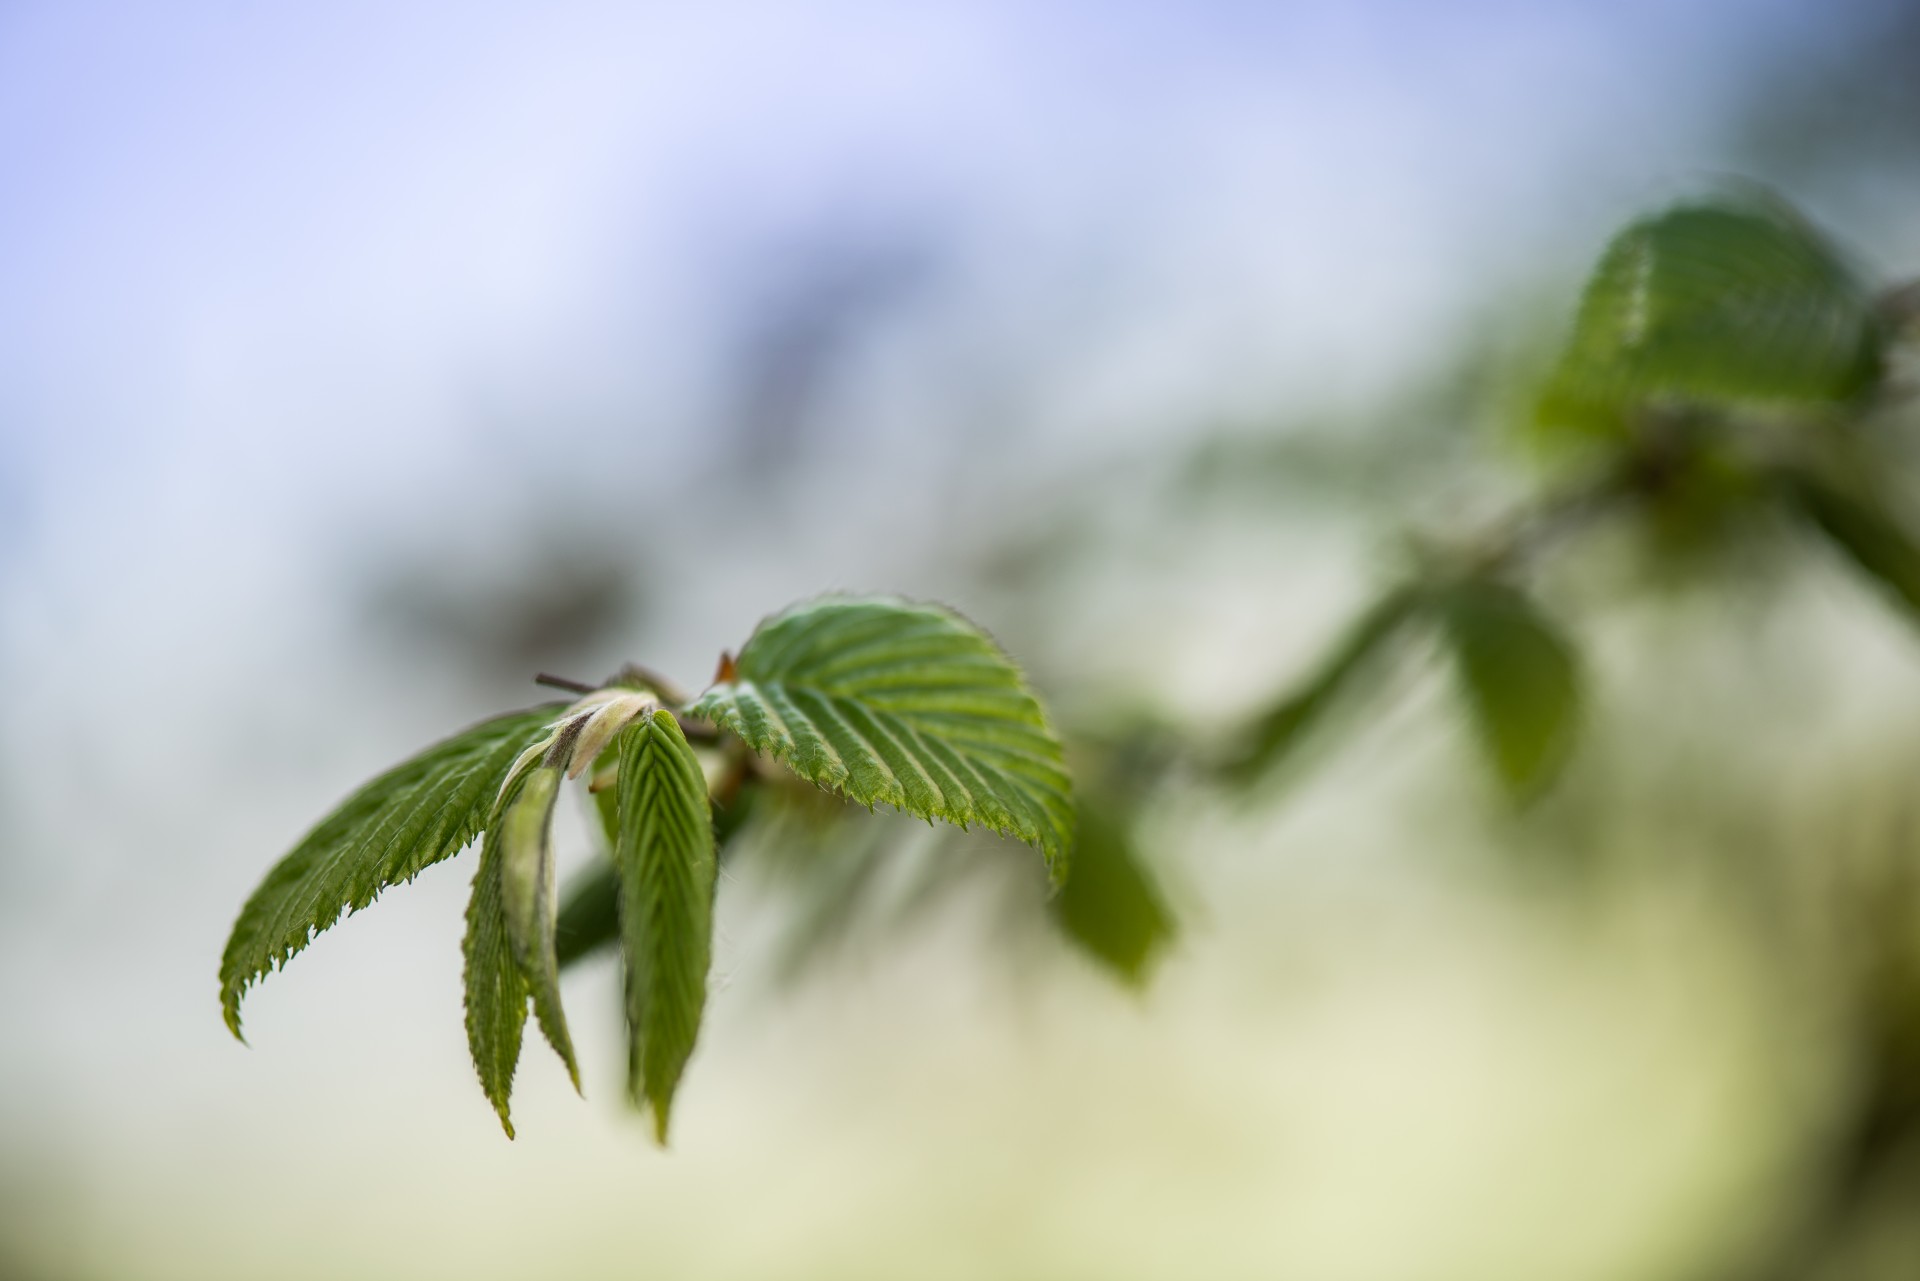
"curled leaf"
496,766,579,1090
220,705,561,1040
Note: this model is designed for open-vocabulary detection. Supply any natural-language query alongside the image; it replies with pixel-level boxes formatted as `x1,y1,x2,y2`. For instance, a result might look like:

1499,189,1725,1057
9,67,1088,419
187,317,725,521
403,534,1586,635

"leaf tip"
219,982,251,1044
712,651,737,685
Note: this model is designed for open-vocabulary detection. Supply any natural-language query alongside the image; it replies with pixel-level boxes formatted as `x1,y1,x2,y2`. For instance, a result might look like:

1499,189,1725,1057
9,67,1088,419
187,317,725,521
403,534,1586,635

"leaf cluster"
1223,191,1919,807
220,597,1076,1141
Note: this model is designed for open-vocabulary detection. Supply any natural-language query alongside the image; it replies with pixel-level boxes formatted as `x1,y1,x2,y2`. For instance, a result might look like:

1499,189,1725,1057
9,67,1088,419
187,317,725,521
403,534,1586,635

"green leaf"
1439,582,1581,801
219,704,563,1039
1048,798,1175,986
688,596,1074,879
555,858,620,972
1223,587,1422,785
463,817,530,1138
1539,196,1882,435
557,782,761,973
614,709,717,1144
1783,466,1920,620
496,766,579,1090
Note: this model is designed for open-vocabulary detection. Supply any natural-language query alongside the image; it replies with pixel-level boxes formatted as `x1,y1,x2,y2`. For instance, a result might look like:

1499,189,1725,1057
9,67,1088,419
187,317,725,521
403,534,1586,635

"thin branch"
535,673,598,695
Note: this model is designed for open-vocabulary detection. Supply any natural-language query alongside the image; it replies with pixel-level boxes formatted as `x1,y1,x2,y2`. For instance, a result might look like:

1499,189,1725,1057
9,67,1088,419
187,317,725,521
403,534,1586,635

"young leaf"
1222,587,1422,785
1538,196,1882,435
463,818,531,1137
614,709,717,1144
1783,466,1920,621
557,783,761,972
688,596,1074,879
496,766,579,1090
219,704,563,1039
1439,582,1581,801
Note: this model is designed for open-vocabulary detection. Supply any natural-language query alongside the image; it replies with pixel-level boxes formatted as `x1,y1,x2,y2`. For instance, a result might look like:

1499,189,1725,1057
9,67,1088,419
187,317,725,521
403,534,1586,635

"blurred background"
5,1,1920,1278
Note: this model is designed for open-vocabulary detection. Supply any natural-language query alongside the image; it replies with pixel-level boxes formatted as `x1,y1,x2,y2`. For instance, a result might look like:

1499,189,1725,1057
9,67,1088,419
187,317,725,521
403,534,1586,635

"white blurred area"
2,1,1914,1278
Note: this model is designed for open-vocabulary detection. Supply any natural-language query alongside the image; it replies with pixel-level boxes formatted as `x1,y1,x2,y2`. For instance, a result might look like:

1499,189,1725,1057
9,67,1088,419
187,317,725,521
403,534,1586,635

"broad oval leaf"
615,709,717,1144
219,704,563,1039
1538,196,1882,436
688,597,1074,878
1439,582,1582,801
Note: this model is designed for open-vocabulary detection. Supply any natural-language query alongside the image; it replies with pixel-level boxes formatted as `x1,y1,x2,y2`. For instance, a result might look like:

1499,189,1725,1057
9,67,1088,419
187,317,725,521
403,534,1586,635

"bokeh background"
6,2,1920,1278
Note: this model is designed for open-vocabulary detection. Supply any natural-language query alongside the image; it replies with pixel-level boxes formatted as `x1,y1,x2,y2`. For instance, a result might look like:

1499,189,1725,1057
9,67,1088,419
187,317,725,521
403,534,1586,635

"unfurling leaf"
1439,582,1581,801
688,596,1074,879
1222,587,1422,785
614,709,717,1144
219,704,562,1039
463,818,531,1137
496,766,579,1090
1539,196,1881,435
1783,466,1920,622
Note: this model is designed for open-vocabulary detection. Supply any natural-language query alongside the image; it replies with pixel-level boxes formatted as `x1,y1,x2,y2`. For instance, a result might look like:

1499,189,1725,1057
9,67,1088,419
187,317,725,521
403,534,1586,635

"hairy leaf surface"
614,710,717,1144
463,818,530,1137
558,784,761,972
219,704,562,1038
1440,582,1581,800
688,597,1073,877
497,766,579,1089
1539,197,1881,434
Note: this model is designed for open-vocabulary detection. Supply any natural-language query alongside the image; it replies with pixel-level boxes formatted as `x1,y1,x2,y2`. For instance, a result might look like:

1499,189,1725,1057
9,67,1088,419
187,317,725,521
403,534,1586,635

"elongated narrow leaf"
1539,197,1882,435
1783,466,1920,621
614,710,717,1144
463,819,530,1137
1439,582,1581,801
496,766,579,1090
557,783,762,972
1223,587,1423,785
219,704,563,1038
688,597,1073,878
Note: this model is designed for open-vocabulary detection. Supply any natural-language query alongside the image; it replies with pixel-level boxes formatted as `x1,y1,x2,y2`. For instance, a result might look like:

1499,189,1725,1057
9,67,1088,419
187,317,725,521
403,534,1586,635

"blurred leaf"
462,816,531,1137
554,857,619,972
1048,799,1175,986
495,766,579,1090
768,815,903,983
1539,196,1881,435
219,704,563,1039
613,709,717,1144
1223,587,1423,785
1440,581,1582,801
1783,465,1920,620
690,596,1074,879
